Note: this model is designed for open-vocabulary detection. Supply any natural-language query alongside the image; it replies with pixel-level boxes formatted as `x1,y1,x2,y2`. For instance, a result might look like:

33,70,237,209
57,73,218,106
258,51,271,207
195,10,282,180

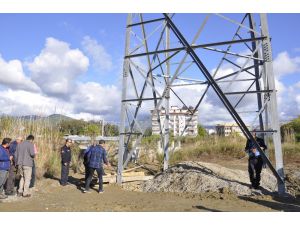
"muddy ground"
0,159,300,212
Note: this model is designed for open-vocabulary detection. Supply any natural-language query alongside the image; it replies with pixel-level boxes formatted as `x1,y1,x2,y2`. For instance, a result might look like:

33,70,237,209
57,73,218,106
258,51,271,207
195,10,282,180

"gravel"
142,161,278,196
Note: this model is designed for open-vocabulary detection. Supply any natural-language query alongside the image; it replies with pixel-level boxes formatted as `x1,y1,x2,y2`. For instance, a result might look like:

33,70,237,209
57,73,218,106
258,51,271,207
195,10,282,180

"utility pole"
164,24,170,171
117,14,285,194
102,119,105,137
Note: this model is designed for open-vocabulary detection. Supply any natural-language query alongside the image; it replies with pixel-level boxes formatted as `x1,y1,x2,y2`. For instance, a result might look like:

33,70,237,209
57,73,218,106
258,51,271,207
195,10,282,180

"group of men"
1,131,267,199
0,135,37,199
60,139,110,194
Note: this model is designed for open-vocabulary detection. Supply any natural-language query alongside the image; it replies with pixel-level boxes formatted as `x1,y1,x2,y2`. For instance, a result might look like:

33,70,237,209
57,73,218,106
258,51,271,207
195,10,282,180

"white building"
216,123,249,137
151,106,198,137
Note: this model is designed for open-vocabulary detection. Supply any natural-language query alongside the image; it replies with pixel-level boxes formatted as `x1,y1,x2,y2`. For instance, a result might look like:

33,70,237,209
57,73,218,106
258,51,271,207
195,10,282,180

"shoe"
5,191,15,196
83,189,91,193
17,192,22,197
22,194,31,198
0,194,8,199
98,190,104,194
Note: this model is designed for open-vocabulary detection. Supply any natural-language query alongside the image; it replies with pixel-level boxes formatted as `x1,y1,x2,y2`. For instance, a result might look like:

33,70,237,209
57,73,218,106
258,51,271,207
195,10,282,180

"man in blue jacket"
0,138,12,199
83,140,110,193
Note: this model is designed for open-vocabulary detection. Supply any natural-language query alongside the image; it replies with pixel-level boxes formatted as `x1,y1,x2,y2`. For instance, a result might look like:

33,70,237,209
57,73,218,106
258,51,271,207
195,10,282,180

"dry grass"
146,135,300,166
168,135,246,165
0,116,63,178
0,116,120,179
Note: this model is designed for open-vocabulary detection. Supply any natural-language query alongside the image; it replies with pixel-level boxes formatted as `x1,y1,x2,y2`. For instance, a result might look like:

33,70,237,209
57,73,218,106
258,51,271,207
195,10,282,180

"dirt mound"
142,161,278,196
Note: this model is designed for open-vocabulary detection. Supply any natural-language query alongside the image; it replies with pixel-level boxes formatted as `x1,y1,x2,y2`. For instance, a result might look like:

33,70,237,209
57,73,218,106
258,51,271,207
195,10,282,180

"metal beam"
125,36,267,59
122,97,162,102
164,25,170,171
249,14,265,133
117,14,132,184
260,13,285,194
127,17,165,27
224,90,272,95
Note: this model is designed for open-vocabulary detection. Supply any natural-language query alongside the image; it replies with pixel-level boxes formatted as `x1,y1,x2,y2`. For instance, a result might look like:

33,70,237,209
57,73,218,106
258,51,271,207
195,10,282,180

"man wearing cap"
5,137,23,195
245,130,267,189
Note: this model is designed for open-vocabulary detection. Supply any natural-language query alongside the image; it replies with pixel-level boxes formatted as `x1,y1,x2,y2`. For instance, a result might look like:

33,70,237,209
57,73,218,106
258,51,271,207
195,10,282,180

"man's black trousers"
60,163,70,185
248,156,263,188
85,167,104,192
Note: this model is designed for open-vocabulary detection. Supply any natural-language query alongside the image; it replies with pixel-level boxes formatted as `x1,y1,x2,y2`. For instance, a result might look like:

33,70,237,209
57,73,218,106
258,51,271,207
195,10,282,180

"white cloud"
28,37,89,99
0,55,40,92
0,89,71,116
273,51,300,78
71,82,121,119
81,36,113,72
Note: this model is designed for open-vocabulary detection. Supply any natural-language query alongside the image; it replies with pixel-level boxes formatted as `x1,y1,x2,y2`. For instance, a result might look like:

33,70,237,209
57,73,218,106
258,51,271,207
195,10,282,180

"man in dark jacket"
5,136,23,195
60,139,72,186
245,131,267,189
83,140,110,193
0,138,11,199
15,135,35,197
83,143,95,183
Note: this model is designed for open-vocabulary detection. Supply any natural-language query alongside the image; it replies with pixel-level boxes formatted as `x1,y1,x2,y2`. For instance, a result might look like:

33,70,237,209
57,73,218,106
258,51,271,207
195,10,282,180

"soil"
0,159,300,212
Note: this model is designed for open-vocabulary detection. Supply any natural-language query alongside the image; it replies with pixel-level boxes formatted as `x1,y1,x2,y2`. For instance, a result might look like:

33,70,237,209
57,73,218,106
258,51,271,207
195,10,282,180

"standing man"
84,140,110,194
0,138,12,199
83,143,95,183
245,130,267,189
29,143,38,189
5,137,23,195
15,135,35,197
60,139,72,186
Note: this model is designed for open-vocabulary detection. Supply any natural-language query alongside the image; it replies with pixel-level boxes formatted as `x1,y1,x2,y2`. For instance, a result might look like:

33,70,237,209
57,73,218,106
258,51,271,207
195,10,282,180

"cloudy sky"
0,13,299,125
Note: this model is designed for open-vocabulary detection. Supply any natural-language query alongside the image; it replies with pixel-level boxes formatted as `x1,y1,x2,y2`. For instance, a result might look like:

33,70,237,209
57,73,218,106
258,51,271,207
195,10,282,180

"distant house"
216,123,249,137
206,128,216,135
151,106,198,137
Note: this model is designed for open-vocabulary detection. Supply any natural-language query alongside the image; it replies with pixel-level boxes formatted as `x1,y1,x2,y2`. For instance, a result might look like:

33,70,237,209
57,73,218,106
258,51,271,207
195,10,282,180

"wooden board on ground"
103,171,153,184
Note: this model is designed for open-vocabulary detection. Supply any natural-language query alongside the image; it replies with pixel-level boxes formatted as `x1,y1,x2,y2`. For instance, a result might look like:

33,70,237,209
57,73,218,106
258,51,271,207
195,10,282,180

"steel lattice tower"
117,13,285,194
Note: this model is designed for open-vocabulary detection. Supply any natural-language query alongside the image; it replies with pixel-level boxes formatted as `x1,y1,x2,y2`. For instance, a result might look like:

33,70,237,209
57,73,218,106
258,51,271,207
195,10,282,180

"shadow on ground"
193,205,223,212
238,195,300,212
44,173,100,192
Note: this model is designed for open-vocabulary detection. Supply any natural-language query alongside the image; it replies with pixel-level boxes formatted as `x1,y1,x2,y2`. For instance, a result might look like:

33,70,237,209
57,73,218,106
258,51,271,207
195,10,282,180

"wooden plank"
122,175,153,182
102,175,153,184
122,171,145,177
123,165,143,173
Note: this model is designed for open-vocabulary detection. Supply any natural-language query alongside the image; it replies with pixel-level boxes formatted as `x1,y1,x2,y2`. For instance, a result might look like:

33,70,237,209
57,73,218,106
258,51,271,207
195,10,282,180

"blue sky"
0,13,299,124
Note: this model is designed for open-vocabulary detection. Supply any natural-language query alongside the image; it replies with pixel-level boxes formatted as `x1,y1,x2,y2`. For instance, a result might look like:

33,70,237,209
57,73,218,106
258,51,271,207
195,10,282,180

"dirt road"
1,160,300,212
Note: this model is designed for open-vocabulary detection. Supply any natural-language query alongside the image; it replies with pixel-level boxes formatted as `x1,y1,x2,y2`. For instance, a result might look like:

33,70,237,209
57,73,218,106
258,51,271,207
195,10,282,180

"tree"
85,124,100,138
197,124,207,137
59,119,87,135
104,123,119,136
143,127,152,137
281,115,300,142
